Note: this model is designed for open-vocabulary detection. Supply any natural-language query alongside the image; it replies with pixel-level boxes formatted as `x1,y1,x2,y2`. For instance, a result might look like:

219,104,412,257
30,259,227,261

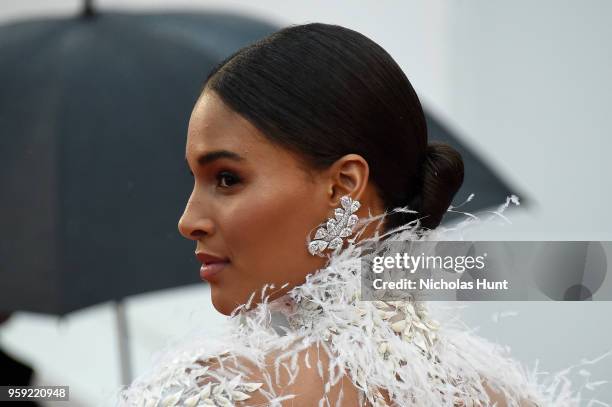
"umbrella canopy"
0,10,277,315
425,113,525,218
0,9,525,315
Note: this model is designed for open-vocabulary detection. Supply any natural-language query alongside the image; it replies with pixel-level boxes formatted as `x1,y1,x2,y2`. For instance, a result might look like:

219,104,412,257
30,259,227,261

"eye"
216,171,241,188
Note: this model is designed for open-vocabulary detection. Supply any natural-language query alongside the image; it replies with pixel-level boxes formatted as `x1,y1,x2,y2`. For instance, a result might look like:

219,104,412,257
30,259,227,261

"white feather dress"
116,198,607,406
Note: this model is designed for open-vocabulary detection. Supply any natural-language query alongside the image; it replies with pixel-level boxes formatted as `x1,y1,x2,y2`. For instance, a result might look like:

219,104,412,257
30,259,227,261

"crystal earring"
308,195,361,256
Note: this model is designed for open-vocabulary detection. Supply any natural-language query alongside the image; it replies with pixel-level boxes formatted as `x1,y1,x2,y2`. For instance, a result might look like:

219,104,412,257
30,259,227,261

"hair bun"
409,142,464,229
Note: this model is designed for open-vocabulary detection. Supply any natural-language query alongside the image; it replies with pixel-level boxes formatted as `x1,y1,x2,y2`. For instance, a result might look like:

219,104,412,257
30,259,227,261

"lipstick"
195,252,230,281
200,262,229,281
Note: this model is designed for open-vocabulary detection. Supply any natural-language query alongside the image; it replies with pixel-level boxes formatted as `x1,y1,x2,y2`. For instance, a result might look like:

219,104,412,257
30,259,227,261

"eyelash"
188,169,242,189
215,170,241,188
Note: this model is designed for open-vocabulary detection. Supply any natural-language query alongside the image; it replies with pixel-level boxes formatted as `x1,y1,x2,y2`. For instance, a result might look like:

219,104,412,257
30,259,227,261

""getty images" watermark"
360,241,612,301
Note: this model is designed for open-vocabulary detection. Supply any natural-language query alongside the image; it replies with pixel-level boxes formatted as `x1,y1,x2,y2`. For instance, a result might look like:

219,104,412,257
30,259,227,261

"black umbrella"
0,3,525,383
0,3,279,384
0,7,278,315
425,113,526,222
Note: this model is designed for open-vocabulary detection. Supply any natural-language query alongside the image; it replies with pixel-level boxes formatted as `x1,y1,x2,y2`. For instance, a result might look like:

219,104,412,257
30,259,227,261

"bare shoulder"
194,341,365,406
479,381,540,407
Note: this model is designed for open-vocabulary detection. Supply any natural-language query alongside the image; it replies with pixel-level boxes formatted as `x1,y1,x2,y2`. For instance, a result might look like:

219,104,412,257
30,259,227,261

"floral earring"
308,195,361,256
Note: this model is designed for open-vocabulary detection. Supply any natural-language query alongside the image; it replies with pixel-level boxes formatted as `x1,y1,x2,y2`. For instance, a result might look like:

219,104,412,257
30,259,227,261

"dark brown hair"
202,23,464,231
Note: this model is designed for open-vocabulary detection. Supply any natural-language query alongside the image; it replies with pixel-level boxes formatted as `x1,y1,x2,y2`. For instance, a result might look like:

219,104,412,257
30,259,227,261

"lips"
195,252,230,281
196,252,229,265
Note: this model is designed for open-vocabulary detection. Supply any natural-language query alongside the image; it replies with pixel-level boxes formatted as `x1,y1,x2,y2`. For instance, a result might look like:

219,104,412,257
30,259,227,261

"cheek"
223,181,323,280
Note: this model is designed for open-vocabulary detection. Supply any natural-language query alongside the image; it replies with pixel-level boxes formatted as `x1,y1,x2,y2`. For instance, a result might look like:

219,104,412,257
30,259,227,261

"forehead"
185,91,314,179
186,91,263,156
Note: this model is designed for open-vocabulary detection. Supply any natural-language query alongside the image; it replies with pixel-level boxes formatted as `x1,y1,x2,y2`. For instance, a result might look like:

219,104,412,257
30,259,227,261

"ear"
325,154,369,206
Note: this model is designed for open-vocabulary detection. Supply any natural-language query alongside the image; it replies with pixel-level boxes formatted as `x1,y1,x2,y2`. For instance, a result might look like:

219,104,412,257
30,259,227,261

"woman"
118,23,574,406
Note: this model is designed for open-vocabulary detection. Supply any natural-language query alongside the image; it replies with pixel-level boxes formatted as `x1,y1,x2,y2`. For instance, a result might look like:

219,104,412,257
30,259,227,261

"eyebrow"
185,150,245,171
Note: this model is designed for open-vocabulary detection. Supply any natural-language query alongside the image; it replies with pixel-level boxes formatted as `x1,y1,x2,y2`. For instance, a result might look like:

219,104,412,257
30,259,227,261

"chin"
209,286,250,316
209,290,233,316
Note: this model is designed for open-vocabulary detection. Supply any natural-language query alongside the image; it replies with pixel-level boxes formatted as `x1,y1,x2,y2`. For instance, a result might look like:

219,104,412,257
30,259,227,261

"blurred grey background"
1,1,611,405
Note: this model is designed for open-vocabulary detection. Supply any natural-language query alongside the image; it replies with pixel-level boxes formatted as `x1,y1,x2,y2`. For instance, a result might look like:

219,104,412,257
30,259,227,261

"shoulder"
195,341,365,406
190,345,537,407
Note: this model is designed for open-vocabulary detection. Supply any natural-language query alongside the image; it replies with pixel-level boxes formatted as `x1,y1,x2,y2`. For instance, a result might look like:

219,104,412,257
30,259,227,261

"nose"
177,197,216,240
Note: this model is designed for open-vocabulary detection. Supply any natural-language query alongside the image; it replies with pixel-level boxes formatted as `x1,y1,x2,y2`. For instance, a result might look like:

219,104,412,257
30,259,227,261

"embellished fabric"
116,198,605,406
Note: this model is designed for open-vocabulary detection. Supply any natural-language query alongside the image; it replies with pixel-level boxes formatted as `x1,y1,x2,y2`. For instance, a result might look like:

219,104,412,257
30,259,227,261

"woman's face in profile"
178,91,332,315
